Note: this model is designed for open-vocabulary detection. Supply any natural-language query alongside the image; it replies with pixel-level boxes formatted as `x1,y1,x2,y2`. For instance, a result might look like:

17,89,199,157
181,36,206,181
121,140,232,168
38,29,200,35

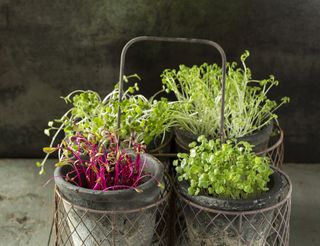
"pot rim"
174,120,275,151
54,173,171,214
237,120,274,140
54,152,164,196
174,119,275,143
148,130,173,153
175,167,292,215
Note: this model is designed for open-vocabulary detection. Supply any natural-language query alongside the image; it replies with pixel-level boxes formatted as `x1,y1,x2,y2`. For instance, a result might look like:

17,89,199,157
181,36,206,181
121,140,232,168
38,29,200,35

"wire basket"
54,174,173,246
173,169,292,246
51,36,289,246
257,124,284,169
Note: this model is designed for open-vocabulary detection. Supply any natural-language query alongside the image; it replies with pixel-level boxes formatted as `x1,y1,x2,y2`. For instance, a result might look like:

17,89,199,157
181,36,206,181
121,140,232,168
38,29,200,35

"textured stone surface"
0,1,319,161
282,164,320,246
0,159,55,246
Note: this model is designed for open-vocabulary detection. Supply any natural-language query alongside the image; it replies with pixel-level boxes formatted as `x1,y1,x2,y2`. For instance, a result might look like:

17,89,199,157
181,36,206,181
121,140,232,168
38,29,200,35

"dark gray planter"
174,127,198,153
174,121,274,153
238,121,274,153
147,131,174,165
176,168,288,246
55,153,164,246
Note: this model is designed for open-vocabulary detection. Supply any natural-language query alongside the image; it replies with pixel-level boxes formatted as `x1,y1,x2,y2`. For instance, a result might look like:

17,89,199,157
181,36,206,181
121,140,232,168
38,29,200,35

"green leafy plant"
102,78,174,145
161,50,289,139
173,136,273,199
37,75,175,174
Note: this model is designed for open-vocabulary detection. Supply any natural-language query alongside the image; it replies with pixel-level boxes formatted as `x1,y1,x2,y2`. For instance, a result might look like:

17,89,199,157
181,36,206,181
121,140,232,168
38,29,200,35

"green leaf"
55,160,68,167
189,142,197,148
190,149,197,158
44,129,50,136
43,147,57,154
158,182,165,190
39,168,45,175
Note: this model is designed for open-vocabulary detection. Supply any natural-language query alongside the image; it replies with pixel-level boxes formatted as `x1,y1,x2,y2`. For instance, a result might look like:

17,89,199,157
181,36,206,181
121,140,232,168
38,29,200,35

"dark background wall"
0,0,319,162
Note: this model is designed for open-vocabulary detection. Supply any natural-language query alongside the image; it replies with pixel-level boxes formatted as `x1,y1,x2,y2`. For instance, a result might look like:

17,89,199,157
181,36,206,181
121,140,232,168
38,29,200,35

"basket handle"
117,36,227,142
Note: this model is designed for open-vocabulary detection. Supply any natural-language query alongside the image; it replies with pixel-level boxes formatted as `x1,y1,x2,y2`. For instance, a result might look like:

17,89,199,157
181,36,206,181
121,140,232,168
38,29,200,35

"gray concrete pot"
237,121,274,153
55,153,164,246
174,121,274,154
147,131,173,167
177,168,287,246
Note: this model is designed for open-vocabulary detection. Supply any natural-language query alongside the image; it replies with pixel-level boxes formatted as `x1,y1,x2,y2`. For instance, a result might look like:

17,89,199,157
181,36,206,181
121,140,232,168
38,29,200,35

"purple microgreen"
55,131,154,192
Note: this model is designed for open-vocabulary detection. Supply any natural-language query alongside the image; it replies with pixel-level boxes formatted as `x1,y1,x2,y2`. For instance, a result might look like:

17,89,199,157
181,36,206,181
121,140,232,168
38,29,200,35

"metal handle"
117,36,227,142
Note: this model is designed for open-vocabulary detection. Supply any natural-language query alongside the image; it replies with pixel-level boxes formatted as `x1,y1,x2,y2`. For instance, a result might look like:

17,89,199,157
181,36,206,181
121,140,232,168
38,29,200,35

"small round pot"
174,127,199,153
174,121,274,153
147,131,174,165
178,167,284,211
55,153,164,210
55,153,164,246
147,131,173,153
176,168,289,245
237,121,274,153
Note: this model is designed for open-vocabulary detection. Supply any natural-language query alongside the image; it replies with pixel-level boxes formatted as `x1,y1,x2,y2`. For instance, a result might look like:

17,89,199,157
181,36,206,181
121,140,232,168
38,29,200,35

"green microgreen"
161,50,289,139
38,75,175,174
173,136,273,199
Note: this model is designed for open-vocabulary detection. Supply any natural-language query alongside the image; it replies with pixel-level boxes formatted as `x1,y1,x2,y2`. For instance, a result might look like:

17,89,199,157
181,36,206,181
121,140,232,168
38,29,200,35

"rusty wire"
54,174,172,246
116,36,227,143
256,124,284,169
51,144,284,245
173,169,292,246
53,160,290,246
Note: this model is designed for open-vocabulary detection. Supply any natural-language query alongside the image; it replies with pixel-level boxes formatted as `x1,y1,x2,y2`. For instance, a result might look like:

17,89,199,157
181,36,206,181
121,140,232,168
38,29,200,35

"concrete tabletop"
0,160,319,246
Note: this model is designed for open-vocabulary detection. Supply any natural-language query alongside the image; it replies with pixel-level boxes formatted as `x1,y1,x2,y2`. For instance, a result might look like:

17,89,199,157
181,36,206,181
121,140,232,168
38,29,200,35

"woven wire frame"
257,124,284,169
173,169,292,246
54,174,173,246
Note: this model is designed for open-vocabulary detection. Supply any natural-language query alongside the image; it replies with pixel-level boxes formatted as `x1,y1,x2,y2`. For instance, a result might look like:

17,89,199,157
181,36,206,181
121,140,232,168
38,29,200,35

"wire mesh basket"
54,173,173,246
173,169,292,246
257,124,284,169
51,36,290,246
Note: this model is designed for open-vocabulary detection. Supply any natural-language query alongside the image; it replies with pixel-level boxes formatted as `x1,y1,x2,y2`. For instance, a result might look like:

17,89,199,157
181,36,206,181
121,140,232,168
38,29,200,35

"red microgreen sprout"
51,131,163,192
